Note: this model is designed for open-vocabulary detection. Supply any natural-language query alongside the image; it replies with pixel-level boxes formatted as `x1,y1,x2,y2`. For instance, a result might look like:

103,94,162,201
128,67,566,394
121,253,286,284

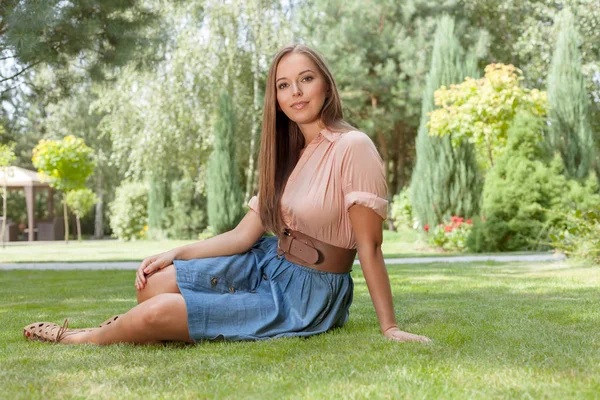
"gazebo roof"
1,166,50,188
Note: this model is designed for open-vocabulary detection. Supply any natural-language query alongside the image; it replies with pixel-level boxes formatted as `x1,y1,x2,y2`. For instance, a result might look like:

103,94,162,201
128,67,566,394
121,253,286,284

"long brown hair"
257,44,356,235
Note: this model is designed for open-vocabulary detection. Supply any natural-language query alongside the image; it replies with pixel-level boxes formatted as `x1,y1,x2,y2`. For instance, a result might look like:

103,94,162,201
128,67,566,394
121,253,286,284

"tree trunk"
94,173,104,239
63,195,69,244
76,214,81,242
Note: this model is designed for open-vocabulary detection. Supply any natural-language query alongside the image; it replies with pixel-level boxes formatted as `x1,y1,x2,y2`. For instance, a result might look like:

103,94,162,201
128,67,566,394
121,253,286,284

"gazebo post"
25,185,35,241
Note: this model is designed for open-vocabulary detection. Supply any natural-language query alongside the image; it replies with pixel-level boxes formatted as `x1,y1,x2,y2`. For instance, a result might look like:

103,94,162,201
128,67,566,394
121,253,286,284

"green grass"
1,261,599,399
0,229,438,263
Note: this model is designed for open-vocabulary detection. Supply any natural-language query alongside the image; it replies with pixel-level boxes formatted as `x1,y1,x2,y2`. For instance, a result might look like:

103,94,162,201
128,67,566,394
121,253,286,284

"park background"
1,1,599,399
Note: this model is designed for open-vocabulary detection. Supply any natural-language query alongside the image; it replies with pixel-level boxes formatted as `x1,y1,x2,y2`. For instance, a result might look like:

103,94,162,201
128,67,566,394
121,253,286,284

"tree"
32,135,94,243
409,15,481,228
207,91,244,234
65,188,97,241
546,7,595,180
0,0,163,88
429,64,548,170
0,141,16,248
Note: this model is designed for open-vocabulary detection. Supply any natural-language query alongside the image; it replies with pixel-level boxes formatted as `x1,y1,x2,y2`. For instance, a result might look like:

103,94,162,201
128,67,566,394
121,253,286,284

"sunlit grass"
2,261,599,399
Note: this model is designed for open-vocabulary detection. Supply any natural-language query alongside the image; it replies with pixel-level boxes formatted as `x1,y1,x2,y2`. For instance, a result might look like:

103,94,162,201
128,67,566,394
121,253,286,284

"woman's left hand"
383,326,431,343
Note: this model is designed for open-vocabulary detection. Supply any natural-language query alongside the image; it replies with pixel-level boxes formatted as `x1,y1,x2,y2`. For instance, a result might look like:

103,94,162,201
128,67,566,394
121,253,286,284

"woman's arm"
135,210,265,290
348,205,431,343
173,210,265,260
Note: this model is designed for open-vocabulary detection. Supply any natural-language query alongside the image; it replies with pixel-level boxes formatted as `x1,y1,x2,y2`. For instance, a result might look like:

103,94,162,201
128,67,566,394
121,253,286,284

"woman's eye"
278,83,288,90
302,76,313,82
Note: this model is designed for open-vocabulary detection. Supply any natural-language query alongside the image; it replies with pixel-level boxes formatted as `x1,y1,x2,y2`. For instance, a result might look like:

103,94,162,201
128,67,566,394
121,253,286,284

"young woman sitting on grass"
23,44,431,345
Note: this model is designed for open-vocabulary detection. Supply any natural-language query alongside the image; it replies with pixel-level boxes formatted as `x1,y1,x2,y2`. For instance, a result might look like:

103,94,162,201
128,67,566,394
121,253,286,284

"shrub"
467,111,600,252
428,216,473,252
390,187,414,230
109,182,148,241
165,177,207,239
549,209,600,264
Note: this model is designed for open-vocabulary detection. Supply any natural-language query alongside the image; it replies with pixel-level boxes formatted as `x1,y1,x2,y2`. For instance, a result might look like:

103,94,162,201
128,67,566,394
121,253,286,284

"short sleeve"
340,132,388,220
248,195,259,214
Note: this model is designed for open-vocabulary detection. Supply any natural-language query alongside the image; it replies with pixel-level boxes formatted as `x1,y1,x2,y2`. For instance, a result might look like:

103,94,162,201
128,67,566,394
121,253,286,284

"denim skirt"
173,235,354,342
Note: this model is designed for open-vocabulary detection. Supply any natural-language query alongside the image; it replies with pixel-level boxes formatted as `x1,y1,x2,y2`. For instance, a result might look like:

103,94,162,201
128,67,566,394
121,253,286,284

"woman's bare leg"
63,293,193,345
137,264,180,304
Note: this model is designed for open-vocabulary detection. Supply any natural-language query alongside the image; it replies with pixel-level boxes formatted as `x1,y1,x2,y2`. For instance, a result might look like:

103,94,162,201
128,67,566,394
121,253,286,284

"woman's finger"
144,260,160,275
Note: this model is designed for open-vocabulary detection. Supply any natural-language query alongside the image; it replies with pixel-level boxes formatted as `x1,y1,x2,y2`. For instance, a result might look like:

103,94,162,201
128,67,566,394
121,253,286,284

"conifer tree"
410,16,481,228
207,90,244,234
546,8,595,180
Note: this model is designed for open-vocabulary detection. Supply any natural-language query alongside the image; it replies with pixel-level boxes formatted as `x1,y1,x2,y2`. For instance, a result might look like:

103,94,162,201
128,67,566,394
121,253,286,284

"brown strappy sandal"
23,319,79,343
98,314,122,328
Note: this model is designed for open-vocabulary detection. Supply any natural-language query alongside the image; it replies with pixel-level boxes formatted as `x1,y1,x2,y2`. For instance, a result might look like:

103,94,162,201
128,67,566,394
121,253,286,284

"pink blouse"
248,129,388,249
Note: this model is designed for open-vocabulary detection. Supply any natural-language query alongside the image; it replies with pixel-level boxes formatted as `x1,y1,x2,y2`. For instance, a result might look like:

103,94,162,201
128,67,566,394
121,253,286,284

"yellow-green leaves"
428,63,548,170
65,188,97,218
32,135,95,192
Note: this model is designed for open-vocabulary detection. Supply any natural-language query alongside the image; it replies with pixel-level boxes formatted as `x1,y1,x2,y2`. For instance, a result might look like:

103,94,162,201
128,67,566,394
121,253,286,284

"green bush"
165,177,207,239
390,187,414,230
467,111,600,252
549,209,600,264
109,182,148,241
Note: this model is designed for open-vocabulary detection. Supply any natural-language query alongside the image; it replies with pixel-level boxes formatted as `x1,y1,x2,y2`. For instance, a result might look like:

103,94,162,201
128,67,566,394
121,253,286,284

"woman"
23,44,430,344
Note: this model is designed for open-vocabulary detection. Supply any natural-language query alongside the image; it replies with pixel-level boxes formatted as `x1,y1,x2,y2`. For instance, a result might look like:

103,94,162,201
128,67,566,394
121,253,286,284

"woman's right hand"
135,250,177,290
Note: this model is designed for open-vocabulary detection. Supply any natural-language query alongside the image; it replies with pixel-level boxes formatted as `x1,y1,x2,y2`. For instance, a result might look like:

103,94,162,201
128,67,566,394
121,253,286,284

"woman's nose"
292,82,302,96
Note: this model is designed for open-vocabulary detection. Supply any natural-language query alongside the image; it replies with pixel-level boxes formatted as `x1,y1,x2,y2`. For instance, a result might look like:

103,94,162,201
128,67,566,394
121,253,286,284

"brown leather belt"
276,228,356,273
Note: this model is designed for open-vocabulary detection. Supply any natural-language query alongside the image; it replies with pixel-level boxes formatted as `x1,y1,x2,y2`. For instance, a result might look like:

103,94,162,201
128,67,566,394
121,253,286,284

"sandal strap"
54,319,70,343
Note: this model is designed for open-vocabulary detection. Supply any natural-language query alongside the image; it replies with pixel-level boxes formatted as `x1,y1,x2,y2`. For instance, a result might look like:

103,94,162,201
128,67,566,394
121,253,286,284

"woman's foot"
23,320,99,344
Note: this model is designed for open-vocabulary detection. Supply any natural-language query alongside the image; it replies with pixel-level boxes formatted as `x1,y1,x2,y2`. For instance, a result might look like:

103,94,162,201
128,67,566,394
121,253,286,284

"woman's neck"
297,120,324,147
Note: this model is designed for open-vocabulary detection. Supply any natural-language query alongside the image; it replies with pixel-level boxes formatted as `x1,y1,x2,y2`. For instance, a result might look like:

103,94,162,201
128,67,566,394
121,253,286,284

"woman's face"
275,52,328,126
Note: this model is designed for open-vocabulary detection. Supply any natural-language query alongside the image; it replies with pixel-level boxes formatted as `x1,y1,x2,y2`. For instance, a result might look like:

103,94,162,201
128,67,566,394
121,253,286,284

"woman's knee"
139,294,186,329
137,264,179,304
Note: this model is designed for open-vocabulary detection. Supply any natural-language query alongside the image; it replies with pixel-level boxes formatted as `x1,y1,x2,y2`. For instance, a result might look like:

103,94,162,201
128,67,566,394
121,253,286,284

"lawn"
0,229,440,264
1,261,598,399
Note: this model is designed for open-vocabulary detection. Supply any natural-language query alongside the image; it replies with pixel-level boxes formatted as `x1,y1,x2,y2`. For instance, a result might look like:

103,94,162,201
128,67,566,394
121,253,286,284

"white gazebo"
1,166,54,241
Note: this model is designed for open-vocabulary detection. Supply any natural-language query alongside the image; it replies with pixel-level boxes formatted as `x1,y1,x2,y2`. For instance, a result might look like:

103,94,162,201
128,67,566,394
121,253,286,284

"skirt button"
229,286,235,293
263,273,268,280
211,277,217,287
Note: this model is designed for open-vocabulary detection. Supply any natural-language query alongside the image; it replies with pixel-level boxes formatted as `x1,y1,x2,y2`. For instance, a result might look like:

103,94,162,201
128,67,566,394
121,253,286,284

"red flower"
424,224,429,232
444,225,453,233
466,219,472,225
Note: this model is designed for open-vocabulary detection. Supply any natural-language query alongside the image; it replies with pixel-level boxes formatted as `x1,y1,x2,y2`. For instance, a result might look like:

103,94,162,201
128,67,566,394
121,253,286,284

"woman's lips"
291,101,309,110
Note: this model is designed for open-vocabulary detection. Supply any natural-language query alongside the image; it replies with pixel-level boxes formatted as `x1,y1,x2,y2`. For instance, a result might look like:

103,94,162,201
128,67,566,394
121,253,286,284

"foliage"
429,63,548,170
65,189,97,219
410,15,481,228
546,7,595,180
466,111,600,252
0,0,163,85
166,177,207,240
65,188,98,241
147,177,166,239
109,182,148,241
31,135,95,192
549,209,600,264
427,216,473,252
390,187,414,230
206,91,244,234
0,142,16,167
